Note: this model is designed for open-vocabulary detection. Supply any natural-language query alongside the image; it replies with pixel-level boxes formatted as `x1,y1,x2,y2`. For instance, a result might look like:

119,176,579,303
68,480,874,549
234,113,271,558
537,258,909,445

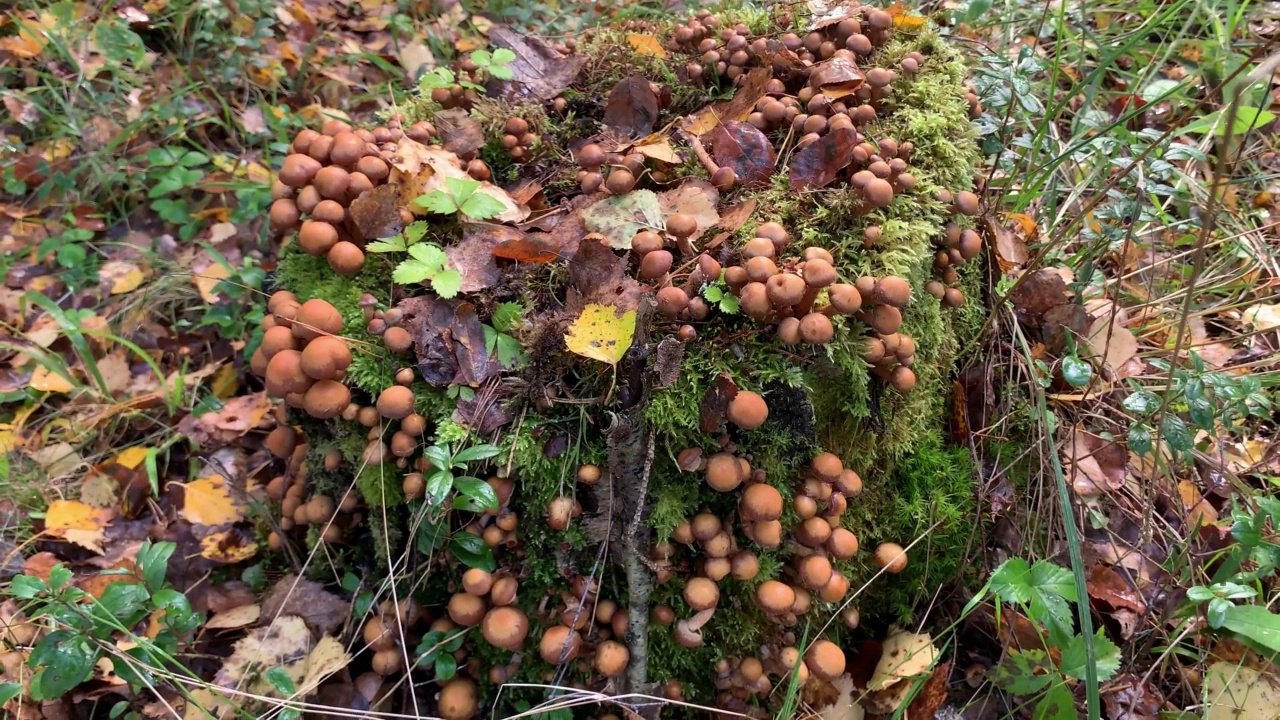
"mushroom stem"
678,129,721,177
795,287,821,316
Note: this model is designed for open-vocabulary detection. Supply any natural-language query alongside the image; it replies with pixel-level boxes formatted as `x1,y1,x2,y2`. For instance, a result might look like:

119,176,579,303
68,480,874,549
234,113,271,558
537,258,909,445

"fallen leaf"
811,49,865,98
237,105,268,135
717,199,758,233
199,530,259,563
565,304,637,366
347,184,404,241
97,350,132,395
397,41,435,79
298,636,351,694
1086,564,1147,614
205,603,261,630
113,446,150,469
906,660,951,720
1088,314,1139,372
489,25,588,100
660,180,720,242
682,67,772,136
711,121,777,184
214,615,312,688
789,127,859,190
401,296,500,387
604,76,660,139
1102,674,1163,720
868,631,938,691
581,189,664,249
435,108,486,158
45,499,115,554
1065,427,1127,496
1177,478,1218,527
29,365,75,393
176,475,245,526
32,441,84,476
1009,269,1071,321
632,135,681,164
1242,304,1280,331
567,235,645,314
260,574,350,637
815,674,865,720
80,467,123,508
192,262,231,303
177,392,272,446
1205,662,1280,720
699,373,739,433
444,223,510,292
807,0,860,30
626,33,667,58
183,688,234,720
391,138,527,224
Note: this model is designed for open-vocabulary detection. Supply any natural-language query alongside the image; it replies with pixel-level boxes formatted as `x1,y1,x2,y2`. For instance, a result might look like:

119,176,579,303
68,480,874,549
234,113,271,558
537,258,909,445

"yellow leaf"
183,687,234,720
868,631,938,691
98,261,146,294
1243,304,1280,331
46,499,114,553
633,134,681,163
199,530,258,563
210,363,238,399
176,475,245,526
565,304,636,366
1205,662,1280,720
113,446,150,469
627,33,668,59
205,604,261,630
298,636,352,694
217,616,312,688
0,430,16,453
193,263,231,303
30,364,76,393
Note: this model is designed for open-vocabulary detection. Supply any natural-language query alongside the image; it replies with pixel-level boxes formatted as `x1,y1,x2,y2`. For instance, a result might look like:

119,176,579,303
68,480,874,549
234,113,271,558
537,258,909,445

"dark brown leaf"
489,25,588,100
492,233,570,263
717,198,758,233
604,75,660,139
653,336,684,389
567,234,644,314
402,296,500,387
1087,564,1147,614
347,184,404,240
789,126,859,190
444,223,510,293
1102,675,1163,720
810,49,864,99
260,573,349,638
436,108,485,157
906,661,952,720
453,383,516,436
1009,269,1070,320
711,121,777,184
699,373,739,433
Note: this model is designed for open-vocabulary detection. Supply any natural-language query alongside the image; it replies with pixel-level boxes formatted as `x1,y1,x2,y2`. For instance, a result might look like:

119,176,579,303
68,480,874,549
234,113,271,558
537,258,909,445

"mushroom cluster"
925,190,983,308
263,422,361,547
574,142,653,196
272,119,419,276
363,596,427,677
499,116,537,163
851,275,918,392
712,639,846,712
251,292,354,419
668,11,771,84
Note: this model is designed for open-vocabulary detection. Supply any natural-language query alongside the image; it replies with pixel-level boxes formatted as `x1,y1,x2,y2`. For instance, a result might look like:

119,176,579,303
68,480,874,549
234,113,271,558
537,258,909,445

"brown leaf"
1066,427,1127,495
604,75,660,140
347,184,404,241
658,180,720,243
445,223,510,292
402,296,500,387
807,0,861,30
991,212,1034,269
682,67,773,137
1087,314,1139,373
1009,268,1070,321
177,393,273,447
906,661,952,720
1102,675,1163,720
566,235,644,315
260,574,349,638
810,49,864,99
717,198,758,233
711,121,777,184
489,25,588,100
435,108,486,157
699,373,739,432
789,126,859,190
1086,564,1147,614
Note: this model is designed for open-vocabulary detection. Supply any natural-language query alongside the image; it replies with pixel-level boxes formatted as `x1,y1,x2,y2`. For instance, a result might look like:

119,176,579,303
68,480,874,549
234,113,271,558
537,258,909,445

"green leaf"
366,237,407,253
454,444,502,463
424,445,453,469
415,190,459,215
1220,604,1280,652
492,48,516,64
1032,682,1076,720
1188,397,1214,430
1161,414,1192,452
990,558,1034,603
1128,423,1153,455
417,515,450,554
1061,355,1092,387
93,20,146,66
28,632,96,700
49,565,73,592
453,476,500,513
990,559,1077,644
495,333,525,369
407,242,447,268
0,682,23,706
449,532,496,571
405,221,430,245
1181,106,1276,137
434,652,458,680
393,260,436,285
139,541,175,592
459,191,508,221
963,0,993,22
425,469,455,506
1058,629,1120,681
719,294,740,314
469,49,492,66
265,666,297,696
488,64,515,81
445,177,481,206
989,649,1055,694
95,582,146,620
1121,388,1159,414
703,285,723,302
10,574,47,599
431,269,463,299
491,302,522,333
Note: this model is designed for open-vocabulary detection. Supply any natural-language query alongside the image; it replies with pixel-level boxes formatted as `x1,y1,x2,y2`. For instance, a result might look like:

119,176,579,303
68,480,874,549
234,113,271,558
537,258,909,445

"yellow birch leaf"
627,33,668,58
192,263,231,303
99,261,146,294
205,604,260,630
199,530,258,563
175,475,244,525
113,446,150,469
565,304,636,365
30,365,76,393
299,635,352,694
45,499,114,553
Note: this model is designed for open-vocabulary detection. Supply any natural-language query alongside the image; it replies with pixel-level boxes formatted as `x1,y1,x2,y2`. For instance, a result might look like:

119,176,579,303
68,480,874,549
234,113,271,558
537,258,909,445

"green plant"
967,557,1122,719
144,147,214,241
484,301,527,370
416,177,507,221
419,441,502,511
5,541,200,702
702,273,741,315
467,48,516,80
366,221,463,297
414,627,468,679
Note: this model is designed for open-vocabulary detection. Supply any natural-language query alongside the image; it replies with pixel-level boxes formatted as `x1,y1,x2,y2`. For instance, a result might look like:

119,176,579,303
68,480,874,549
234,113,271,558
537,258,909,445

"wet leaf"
1087,315,1138,372
565,304,637,365
214,615,312,688
178,392,272,446
682,67,773,136
811,49,864,99
699,373,739,433
626,34,667,58
402,296,500,387
711,121,777,184
489,25,588,100
604,75,660,139
176,475,245,526
567,235,645,313
260,574,350,638
581,189,663,249
717,198,758,233
444,223,510,292
298,635,351,695
905,661,951,720
868,631,938,691
1061,355,1092,387
789,127,859,190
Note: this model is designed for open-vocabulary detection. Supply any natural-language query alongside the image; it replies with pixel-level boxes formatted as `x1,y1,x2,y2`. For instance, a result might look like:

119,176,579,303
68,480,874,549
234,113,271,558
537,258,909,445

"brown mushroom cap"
764,273,804,307
293,298,343,341
655,286,690,318
870,304,903,335
640,249,674,279
539,625,582,664
751,519,783,548
827,284,862,314
954,190,980,215
741,483,783,522
328,241,365,276
594,640,631,678
805,640,847,681
266,426,298,459
447,592,487,626
280,154,322,187
383,326,413,354
298,220,339,257
705,452,744,492
261,325,298,360
863,178,895,207
376,385,416,419
727,390,768,430
691,513,722,541
481,606,529,650
438,678,478,720
683,577,720,611
548,496,575,530
739,282,771,319
300,336,352,381
835,469,863,496
874,542,908,572
632,230,664,255
265,349,311,397
666,213,697,238
756,222,790,249
889,366,916,391
304,380,351,419
875,277,912,307
798,554,834,590
827,528,860,559
777,316,802,345
756,580,796,613
577,464,602,485
605,168,636,194
462,568,493,596
742,237,776,260
577,143,606,169
799,313,834,344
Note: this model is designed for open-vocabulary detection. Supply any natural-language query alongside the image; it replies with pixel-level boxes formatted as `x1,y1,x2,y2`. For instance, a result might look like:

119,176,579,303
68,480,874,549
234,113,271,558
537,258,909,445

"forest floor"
2,0,1280,719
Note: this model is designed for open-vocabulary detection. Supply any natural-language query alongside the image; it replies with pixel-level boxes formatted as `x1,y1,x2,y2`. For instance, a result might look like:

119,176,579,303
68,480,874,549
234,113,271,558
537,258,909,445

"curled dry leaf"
435,108,486,157
260,574,350,638
489,25,588,100
626,33,667,58
205,604,261,630
699,373,739,433
682,67,773,137
811,49,864,99
711,121,777,184
632,134,681,164
401,295,500,387
1087,312,1139,372
178,475,246,526
1064,426,1127,496
1086,564,1147,614
199,529,259,564
178,392,273,447
789,127,859,190
348,184,405,241
604,75,660,139
444,223,511,293
567,234,645,314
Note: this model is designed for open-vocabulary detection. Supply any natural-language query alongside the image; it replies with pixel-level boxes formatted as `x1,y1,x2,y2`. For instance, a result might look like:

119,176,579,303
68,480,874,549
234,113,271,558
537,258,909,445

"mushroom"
594,640,630,678
539,625,582,664
805,640,846,681
674,607,716,648
437,678,478,720
755,581,796,614
705,453,744,492
726,390,768,430
740,483,783,522
684,577,720,611
875,542,908,573
481,606,529,650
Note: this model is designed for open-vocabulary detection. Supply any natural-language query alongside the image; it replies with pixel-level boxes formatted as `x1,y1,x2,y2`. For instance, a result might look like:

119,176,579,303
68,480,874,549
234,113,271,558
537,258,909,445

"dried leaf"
1087,316,1139,372
205,604,261,630
260,574,350,637
868,631,938,691
811,49,864,98
435,108,486,157
717,199,758,233
789,126,858,190
45,499,114,553
1205,662,1280,720
626,33,667,58
604,75,660,139
177,392,273,446
632,135,681,163
32,441,83,476
397,41,435,79
1242,303,1280,331
581,189,664,249
30,365,75,393
1086,564,1147,614
298,636,351,694
565,304,637,365
711,121,777,184
200,530,259,564
391,138,527,224
658,180,720,243
445,223,511,292
682,67,773,137
177,475,245,526
807,0,860,30
699,373,739,433
98,261,146,294
347,184,404,241
214,615,312,688
192,262,231,303
905,661,951,720
401,296,499,387
1065,427,1127,495
489,25,588,100
567,235,645,314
